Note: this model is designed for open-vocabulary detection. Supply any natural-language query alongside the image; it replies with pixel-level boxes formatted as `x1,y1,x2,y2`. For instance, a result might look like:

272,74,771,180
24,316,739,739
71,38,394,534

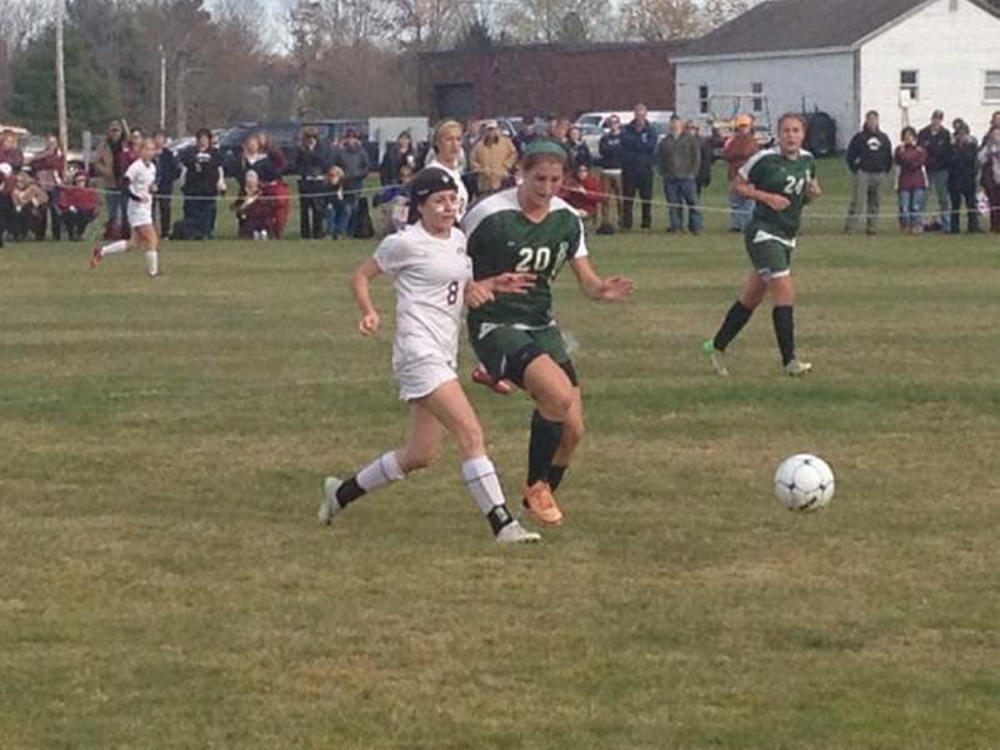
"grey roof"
677,0,998,59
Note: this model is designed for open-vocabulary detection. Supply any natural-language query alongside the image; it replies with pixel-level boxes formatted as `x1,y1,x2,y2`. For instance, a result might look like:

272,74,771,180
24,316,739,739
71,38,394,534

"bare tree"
500,0,615,43
618,0,702,41
701,0,763,29
390,0,466,50
0,0,46,114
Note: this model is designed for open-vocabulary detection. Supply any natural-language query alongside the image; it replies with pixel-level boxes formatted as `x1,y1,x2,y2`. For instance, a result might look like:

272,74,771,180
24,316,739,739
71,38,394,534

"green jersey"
463,188,588,329
739,148,816,242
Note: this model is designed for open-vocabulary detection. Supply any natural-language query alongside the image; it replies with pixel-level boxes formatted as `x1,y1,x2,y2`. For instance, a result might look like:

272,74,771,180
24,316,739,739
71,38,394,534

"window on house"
699,85,709,115
985,71,1000,102
751,82,764,113
900,70,919,102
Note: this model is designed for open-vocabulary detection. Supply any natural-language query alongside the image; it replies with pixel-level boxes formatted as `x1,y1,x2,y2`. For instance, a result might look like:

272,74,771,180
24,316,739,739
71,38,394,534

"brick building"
418,42,684,122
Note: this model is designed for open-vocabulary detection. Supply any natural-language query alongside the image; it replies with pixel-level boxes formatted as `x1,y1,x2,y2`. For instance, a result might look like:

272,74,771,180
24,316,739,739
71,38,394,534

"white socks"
145,250,159,277
101,240,128,256
461,455,506,516
356,451,406,492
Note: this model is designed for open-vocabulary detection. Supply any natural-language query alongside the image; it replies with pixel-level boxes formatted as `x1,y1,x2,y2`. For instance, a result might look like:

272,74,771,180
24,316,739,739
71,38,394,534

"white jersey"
125,159,157,228
125,159,157,204
425,159,470,220
373,223,472,398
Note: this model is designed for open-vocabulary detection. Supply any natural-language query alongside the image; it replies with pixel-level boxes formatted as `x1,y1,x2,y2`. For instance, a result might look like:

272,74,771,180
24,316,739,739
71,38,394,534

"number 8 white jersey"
373,223,473,373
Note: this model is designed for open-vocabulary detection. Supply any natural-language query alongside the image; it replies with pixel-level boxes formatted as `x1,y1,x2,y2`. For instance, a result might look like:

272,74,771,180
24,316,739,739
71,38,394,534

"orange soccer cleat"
522,481,564,526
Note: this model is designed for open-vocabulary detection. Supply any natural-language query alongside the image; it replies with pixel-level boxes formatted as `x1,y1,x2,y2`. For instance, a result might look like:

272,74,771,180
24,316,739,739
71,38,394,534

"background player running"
319,168,540,545
703,113,821,377
463,140,635,527
91,138,162,277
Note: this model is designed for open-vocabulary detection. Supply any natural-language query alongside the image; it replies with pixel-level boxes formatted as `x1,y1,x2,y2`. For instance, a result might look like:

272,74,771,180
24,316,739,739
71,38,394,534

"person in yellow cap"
722,114,759,232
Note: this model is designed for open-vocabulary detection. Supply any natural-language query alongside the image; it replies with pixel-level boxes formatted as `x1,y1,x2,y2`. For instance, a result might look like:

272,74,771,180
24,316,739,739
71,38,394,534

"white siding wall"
859,0,1000,141
675,52,856,149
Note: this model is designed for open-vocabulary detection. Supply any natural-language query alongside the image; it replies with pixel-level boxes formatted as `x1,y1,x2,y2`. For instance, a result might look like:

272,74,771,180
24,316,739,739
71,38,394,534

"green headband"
522,139,568,161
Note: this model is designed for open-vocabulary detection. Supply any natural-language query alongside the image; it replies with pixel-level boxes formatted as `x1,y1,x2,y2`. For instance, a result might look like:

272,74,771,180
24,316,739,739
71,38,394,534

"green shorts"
745,229,794,280
470,323,574,388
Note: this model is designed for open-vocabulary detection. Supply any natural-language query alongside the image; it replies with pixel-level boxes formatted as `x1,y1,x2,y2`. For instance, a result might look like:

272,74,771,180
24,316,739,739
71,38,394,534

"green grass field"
3,162,1000,749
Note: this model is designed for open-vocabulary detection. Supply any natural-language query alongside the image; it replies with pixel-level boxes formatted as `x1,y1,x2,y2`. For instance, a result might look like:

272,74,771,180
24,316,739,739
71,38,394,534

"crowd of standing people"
844,109,1000,235
2,105,1000,247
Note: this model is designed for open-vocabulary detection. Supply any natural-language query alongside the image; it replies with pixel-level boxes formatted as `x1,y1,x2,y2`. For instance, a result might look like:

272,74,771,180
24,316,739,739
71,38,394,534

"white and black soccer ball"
774,454,835,512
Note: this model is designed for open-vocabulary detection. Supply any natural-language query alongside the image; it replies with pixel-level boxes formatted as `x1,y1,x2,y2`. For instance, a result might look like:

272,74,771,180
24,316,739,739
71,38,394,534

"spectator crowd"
1,105,999,247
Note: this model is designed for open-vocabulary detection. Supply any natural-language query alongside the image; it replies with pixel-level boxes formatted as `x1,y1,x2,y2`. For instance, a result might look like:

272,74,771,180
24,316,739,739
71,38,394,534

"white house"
674,0,1000,149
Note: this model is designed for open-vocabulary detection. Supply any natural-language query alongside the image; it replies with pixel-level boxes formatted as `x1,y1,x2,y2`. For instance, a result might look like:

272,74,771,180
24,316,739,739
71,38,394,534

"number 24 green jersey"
739,148,817,241
462,188,588,329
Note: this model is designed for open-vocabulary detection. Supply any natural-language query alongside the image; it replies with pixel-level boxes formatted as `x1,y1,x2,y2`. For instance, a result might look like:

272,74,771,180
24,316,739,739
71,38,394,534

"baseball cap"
735,114,752,127
484,119,498,129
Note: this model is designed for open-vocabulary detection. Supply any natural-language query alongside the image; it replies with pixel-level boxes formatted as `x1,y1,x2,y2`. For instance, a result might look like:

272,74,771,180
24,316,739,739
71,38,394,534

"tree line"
0,0,766,142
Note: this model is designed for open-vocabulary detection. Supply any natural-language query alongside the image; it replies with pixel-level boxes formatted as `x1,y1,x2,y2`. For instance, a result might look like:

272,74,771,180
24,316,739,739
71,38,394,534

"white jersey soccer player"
318,167,540,544
374,221,470,401
124,157,157,230
91,137,163,277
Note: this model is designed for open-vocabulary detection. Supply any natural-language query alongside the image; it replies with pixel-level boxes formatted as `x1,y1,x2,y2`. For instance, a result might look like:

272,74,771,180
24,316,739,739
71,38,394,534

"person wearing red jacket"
31,133,66,240
0,130,25,247
560,163,605,223
58,171,100,241
894,126,928,234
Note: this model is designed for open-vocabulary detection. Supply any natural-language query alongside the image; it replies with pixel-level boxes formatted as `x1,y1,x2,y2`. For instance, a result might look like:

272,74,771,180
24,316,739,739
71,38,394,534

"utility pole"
159,45,167,131
55,0,68,148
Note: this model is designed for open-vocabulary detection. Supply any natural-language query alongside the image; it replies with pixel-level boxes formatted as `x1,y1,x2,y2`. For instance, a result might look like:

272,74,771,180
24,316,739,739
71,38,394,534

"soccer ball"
774,454,835,512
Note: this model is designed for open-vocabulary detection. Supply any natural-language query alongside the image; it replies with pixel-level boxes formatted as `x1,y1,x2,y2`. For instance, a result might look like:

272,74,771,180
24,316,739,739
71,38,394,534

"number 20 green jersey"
462,188,588,329
739,148,816,241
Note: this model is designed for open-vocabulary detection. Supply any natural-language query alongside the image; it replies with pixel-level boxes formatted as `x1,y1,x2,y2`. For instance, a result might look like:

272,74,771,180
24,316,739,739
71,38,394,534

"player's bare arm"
569,256,635,302
349,257,382,335
465,272,536,309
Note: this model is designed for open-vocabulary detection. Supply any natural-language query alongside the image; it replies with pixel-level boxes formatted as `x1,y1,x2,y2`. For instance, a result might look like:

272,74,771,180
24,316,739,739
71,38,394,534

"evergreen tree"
9,26,119,140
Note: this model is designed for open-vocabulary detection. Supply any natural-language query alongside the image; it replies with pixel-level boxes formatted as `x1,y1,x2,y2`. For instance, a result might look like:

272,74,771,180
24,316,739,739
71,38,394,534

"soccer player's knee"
545,389,574,421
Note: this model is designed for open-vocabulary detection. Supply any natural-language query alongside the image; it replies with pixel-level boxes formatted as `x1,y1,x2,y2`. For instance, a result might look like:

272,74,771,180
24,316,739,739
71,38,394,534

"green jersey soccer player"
704,113,822,376
462,140,634,526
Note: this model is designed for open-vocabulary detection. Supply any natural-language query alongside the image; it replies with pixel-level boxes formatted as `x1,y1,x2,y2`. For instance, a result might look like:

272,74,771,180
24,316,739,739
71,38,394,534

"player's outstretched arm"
464,272,536,310
570,257,635,302
349,258,382,335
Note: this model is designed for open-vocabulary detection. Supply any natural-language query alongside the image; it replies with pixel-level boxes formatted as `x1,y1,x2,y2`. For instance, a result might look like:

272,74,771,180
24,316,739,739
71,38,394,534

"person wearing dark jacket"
658,116,702,233
844,110,893,234
295,128,332,239
598,115,625,230
332,129,370,238
917,110,952,230
0,130,25,247
620,104,658,231
180,128,225,239
693,121,714,196
947,119,980,234
565,126,592,170
152,130,180,235
379,131,417,186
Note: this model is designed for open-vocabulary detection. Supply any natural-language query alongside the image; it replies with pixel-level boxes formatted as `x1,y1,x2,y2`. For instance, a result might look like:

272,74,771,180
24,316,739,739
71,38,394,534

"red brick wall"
419,42,682,121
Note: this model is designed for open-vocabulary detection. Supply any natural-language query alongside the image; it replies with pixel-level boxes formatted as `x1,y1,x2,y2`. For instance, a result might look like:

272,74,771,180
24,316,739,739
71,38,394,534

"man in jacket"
844,110,893,234
332,129,370,238
152,130,180,235
598,114,625,231
621,103,658,231
917,110,952,231
94,120,127,237
722,114,759,232
470,121,518,195
295,127,332,239
658,116,702,233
